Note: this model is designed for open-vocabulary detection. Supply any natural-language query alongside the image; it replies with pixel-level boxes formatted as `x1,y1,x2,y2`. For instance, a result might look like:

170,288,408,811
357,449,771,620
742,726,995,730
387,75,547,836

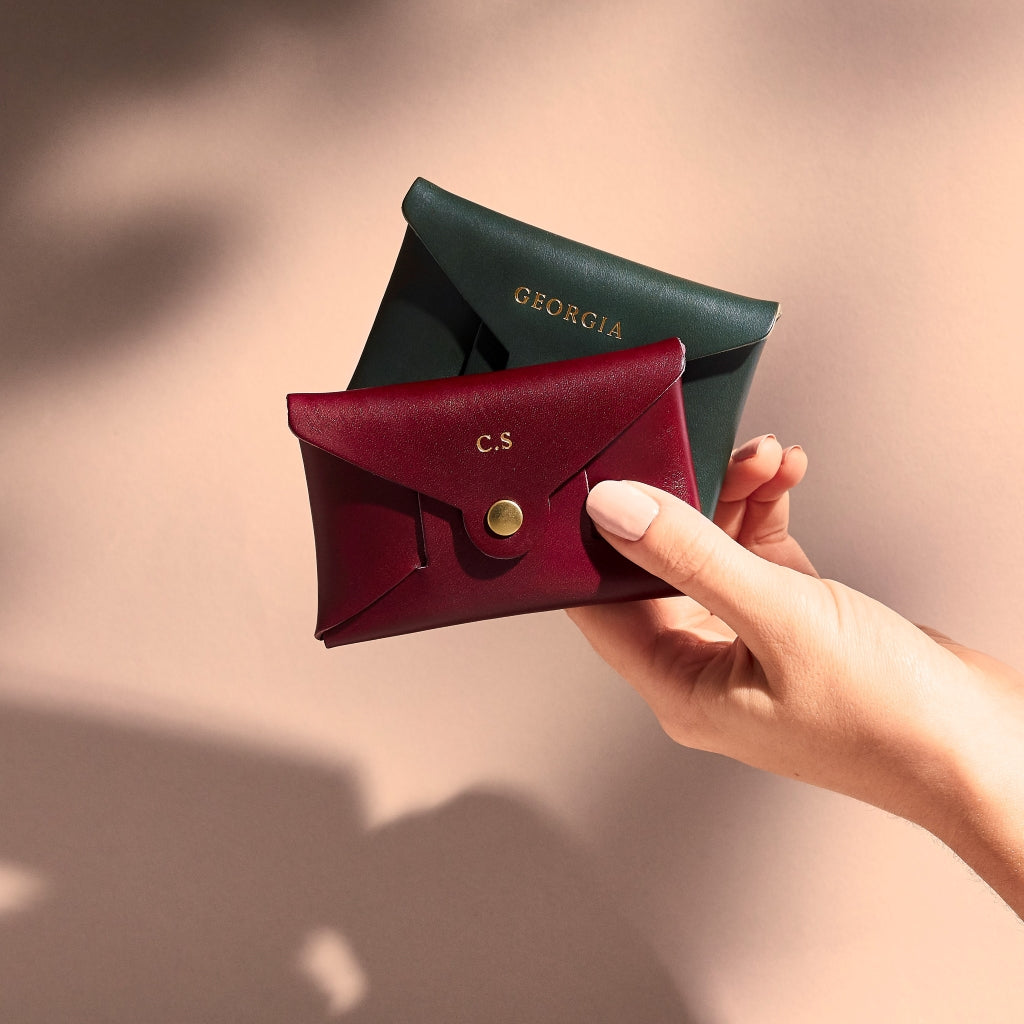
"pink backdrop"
2,1,1023,1019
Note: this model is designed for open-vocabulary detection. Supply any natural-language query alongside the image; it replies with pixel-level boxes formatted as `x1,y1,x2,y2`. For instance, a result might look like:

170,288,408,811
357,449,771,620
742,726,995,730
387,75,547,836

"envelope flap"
288,339,685,560
402,178,779,364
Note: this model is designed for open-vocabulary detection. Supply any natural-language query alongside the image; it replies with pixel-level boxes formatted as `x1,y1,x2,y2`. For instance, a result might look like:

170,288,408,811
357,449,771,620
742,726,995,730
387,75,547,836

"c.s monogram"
476,432,512,452
513,285,623,340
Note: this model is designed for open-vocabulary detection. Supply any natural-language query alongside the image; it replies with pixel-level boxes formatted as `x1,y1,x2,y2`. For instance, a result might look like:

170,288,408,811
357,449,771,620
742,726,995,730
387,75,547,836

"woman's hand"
712,433,815,576
566,440,1024,916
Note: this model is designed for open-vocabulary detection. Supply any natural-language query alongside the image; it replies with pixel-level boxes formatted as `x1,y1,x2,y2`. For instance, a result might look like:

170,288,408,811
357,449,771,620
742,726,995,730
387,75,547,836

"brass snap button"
486,499,523,537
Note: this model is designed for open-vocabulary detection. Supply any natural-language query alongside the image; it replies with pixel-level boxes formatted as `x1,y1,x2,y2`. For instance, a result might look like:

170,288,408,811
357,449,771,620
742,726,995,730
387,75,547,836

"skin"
567,435,1024,918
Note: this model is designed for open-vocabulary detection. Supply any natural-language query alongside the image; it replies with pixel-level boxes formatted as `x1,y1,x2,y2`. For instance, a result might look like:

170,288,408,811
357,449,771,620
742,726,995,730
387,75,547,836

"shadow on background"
0,207,229,376
745,0,1022,94
0,0,376,378
0,0,369,198
0,694,695,1022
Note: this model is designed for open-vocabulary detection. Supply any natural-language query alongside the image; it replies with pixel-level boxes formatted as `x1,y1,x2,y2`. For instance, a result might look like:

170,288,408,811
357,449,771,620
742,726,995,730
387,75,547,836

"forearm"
933,776,1024,919
918,659,1024,919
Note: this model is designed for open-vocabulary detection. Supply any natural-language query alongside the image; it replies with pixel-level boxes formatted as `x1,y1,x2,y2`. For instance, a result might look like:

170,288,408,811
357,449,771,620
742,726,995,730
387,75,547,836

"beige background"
2,0,1023,1020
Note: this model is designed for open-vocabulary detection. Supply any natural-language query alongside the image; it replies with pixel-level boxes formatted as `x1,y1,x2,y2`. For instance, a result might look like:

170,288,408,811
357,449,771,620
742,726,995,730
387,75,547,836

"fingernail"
586,480,660,541
781,444,803,462
731,434,776,461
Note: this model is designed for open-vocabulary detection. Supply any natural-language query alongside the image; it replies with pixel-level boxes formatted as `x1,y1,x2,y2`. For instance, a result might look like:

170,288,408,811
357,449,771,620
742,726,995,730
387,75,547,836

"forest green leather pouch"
349,178,779,513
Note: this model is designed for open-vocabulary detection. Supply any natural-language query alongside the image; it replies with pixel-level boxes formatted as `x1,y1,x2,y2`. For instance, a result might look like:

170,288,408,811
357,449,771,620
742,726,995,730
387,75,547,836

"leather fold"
296,441,424,639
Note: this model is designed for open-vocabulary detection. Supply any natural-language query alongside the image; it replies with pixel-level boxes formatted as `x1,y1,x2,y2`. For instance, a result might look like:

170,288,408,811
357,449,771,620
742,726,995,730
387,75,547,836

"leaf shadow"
0,693,697,1022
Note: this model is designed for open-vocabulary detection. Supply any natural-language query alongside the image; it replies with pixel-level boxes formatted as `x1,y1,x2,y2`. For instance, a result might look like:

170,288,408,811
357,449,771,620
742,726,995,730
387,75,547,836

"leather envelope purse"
348,178,779,514
288,338,698,647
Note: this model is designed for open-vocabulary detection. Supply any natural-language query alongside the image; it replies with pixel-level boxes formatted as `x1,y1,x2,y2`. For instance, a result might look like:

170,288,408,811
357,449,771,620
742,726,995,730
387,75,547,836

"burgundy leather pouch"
287,337,699,647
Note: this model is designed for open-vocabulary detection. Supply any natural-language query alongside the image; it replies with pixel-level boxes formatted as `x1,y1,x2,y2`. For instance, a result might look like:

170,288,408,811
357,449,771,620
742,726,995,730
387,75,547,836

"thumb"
585,479,815,651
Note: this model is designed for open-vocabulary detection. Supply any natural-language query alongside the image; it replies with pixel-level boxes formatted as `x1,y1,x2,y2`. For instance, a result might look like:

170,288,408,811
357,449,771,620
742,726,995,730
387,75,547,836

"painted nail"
586,480,660,541
731,434,776,461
